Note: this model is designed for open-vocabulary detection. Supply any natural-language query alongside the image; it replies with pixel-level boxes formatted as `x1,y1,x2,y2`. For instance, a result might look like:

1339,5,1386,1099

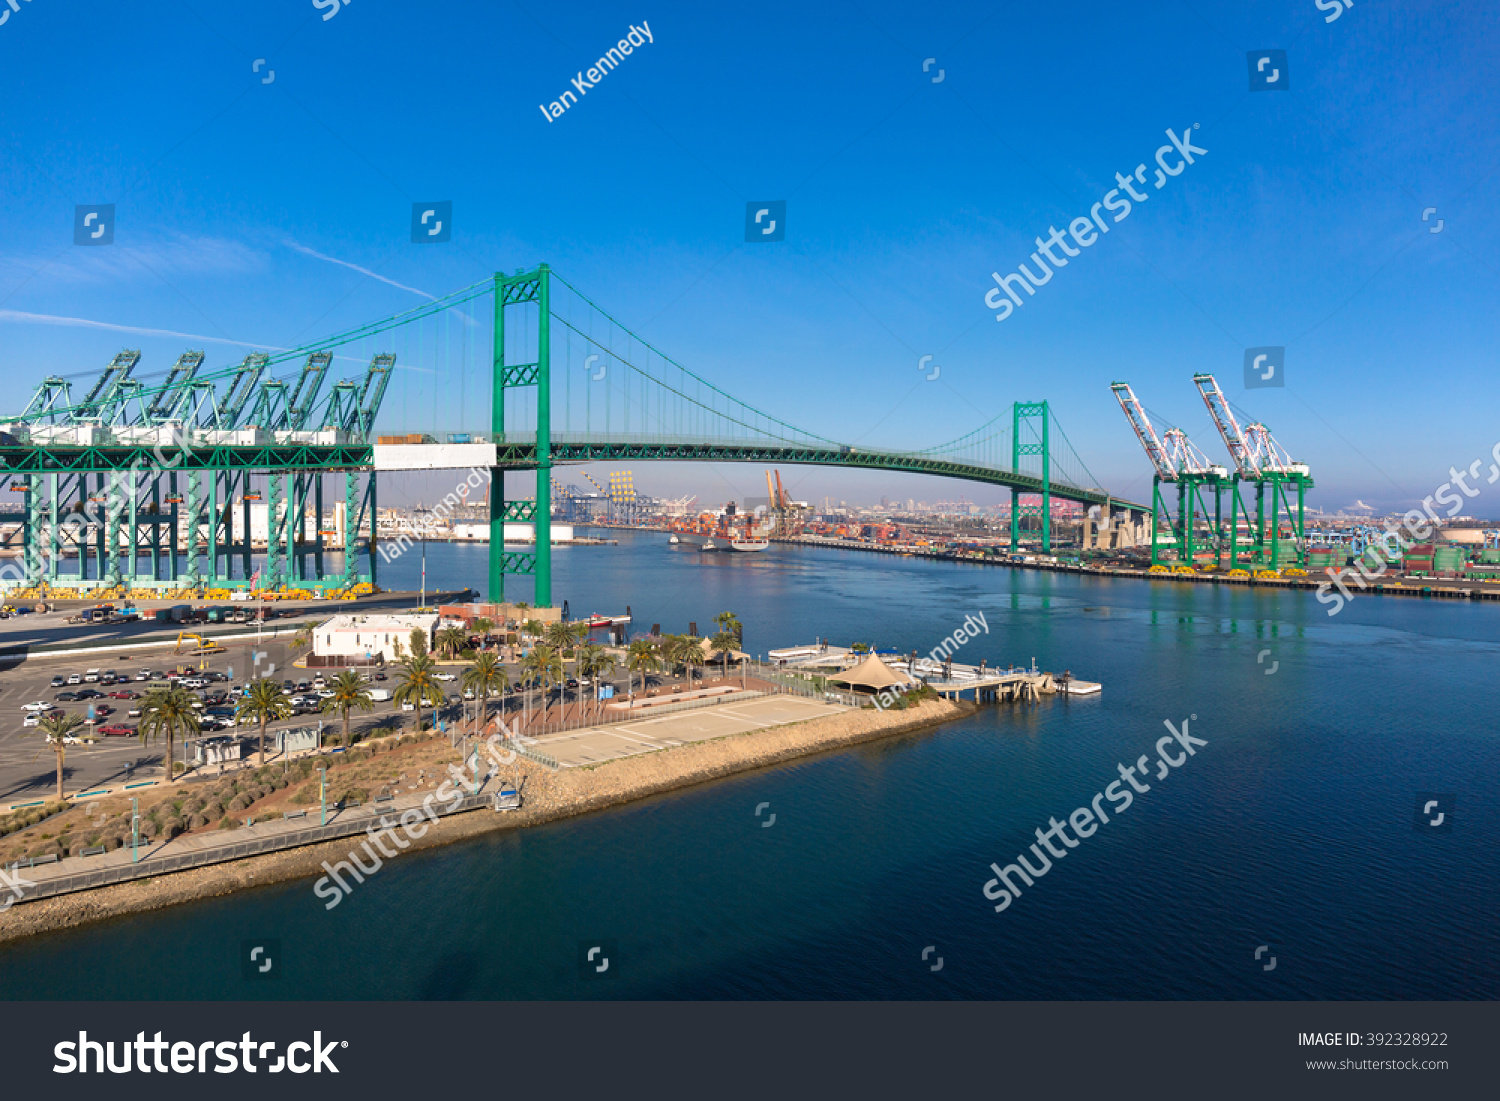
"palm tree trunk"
343,709,351,747
55,745,65,801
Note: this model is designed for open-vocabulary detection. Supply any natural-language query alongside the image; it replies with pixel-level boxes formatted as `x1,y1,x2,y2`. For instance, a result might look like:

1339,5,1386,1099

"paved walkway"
7,772,504,898
533,694,848,767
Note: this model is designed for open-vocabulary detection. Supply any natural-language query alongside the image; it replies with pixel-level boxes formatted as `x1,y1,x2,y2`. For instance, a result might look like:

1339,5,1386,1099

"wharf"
768,643,1099,703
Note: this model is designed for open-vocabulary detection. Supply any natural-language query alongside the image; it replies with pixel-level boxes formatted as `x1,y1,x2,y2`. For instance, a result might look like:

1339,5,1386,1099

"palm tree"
28,711,84,800
523,618,545,641
290,625,314,653
461,650,509,731
235,678,291,764
713,610,743,647
392,652,445,733
574,642,617,716
671,635,705,689
320,670,373,747
520,643,564,724
141,684,203,782
710,630,740,685
625,639,662,699
436,625,468,659
473,617,493,644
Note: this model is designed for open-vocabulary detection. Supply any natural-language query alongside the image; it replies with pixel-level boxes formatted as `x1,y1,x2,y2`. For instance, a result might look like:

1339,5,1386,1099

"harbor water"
1,530,1496,999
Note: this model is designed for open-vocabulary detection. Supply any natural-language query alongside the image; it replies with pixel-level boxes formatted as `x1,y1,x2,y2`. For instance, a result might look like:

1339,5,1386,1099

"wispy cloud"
0,234,265,288
284,240,436,299
0,308,275,350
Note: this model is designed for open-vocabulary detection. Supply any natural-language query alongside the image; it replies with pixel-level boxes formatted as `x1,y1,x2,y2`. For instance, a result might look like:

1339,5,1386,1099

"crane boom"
1192,373,1258,477
1111,382,1177,481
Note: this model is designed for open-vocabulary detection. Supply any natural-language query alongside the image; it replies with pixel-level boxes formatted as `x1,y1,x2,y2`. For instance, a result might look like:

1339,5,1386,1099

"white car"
401,701,415,711
22,713,45,727
22,701,52,712
67,674,83,685
63,733,99,744
463,688,476,700
434,672,457,682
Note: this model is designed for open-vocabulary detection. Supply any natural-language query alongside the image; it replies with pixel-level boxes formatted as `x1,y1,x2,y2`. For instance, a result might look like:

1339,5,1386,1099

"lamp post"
318,765,327,826
131,798,139,863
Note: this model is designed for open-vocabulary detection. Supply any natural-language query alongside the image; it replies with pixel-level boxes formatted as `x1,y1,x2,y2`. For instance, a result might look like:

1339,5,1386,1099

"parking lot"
0,633,470,804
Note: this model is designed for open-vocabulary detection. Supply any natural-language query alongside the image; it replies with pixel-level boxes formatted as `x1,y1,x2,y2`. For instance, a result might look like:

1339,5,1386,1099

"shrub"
188,813,209,829
218,817,236,830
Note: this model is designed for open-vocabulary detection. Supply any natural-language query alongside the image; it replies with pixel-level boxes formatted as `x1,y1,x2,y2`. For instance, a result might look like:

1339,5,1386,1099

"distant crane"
1193,373,1313,569
1111,382,1228,566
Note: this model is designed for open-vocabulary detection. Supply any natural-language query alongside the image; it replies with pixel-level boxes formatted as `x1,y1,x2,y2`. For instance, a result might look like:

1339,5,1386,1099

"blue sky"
1,0,1496,513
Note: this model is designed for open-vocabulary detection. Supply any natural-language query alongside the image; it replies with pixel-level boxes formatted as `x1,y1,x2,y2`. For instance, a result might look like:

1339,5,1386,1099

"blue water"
2,532,1496,999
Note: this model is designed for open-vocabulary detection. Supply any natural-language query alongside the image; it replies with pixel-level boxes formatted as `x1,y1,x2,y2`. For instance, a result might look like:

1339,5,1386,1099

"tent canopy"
827,653,912,691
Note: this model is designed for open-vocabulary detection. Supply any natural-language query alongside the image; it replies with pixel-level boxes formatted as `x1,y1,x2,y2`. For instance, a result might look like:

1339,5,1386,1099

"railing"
13,791,494,904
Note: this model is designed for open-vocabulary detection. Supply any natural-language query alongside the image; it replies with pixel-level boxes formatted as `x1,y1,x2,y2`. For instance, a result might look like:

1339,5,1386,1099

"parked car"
75,689,103,700
23,711,57,726
67,673,82,685
434,672,457,682
127,707,143,718
98,724,136,737
23,700,54,711
401,701,415,711
311,677,327,689
107,690,140,700
54,692,80,702
373,673,387,681
49,675,66,688
63,733,100,745
84,669,100,682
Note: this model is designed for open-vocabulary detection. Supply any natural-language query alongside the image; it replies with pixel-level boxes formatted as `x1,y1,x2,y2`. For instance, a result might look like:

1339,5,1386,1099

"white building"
452,522,575,543
313,613,439,663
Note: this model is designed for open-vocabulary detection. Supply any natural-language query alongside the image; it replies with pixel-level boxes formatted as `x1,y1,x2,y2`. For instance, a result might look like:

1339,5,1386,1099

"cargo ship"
729,539,769,552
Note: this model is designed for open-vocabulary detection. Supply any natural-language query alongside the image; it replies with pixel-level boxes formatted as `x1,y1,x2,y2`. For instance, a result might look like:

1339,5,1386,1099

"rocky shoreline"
0,697,967,946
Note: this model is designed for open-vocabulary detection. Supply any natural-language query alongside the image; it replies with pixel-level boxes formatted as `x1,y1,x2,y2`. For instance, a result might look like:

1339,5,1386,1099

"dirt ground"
0,697,966,945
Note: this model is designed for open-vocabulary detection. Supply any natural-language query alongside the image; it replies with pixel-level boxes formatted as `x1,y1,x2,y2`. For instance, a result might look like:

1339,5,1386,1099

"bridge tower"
489,265,553,606
1009,401,1051,554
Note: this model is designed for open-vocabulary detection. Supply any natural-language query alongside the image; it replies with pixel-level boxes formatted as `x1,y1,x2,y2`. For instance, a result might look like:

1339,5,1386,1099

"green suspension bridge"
0,264,1146,606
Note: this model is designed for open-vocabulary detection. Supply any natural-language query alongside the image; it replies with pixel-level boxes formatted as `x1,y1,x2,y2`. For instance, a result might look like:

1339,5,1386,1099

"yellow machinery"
173,632,224,656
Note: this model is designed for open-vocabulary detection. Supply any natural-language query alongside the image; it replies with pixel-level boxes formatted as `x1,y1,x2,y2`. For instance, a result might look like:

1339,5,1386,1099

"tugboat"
668,534,680,544
700,539,719,552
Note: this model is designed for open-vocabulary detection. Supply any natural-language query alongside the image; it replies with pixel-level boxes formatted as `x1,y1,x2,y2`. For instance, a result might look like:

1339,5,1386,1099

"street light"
318,765,327,826
131,797,140,863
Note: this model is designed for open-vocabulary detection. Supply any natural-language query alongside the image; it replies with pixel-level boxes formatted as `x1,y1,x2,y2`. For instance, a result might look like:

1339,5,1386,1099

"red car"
86,705,115,720
98,724,136,737
107,690,140,700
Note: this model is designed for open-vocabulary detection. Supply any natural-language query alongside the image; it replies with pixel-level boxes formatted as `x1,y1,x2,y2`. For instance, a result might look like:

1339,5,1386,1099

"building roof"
827,653,913,690
318,612,438,632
